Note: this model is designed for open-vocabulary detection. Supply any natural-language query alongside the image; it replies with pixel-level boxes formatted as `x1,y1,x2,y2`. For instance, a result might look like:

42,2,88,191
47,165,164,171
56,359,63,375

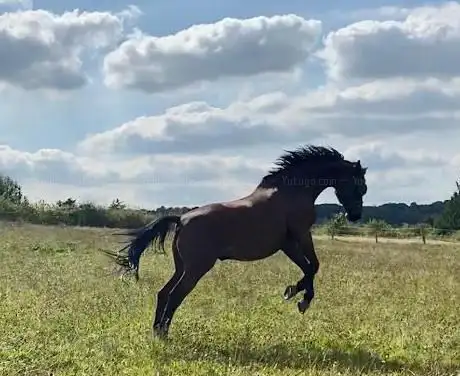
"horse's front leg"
282,232,319,313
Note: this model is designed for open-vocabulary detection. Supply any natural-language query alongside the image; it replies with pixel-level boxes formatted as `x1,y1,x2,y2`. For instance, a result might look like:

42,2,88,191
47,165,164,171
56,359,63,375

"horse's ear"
355,160,367,174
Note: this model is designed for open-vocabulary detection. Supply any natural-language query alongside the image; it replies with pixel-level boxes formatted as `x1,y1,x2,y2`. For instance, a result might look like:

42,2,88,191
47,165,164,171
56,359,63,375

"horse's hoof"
284,285,297,300
153,331,168,340
152,325,168,340
297,299,310,314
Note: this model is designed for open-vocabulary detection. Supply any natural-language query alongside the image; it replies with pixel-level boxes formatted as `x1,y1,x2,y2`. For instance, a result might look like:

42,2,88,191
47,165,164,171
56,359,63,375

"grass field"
1,223,459,376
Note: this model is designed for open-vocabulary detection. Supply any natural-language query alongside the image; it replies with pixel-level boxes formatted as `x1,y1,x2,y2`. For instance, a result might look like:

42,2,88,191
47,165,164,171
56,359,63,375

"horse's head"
261,146,368,222
333,160,367,222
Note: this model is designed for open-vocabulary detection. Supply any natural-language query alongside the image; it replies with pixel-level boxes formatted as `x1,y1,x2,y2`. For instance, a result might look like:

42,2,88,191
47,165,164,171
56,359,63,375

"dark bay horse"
104,145,368,338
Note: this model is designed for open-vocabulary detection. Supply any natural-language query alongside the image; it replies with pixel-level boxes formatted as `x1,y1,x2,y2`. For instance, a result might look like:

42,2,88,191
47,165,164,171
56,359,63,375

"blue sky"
0,0,459,208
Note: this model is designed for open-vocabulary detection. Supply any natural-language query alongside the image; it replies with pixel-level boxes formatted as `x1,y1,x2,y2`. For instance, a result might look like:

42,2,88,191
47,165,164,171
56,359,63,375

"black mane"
267,145,345,176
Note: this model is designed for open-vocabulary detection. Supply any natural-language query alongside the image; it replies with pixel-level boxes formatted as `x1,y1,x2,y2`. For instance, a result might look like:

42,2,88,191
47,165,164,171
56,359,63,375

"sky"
0,0,459,209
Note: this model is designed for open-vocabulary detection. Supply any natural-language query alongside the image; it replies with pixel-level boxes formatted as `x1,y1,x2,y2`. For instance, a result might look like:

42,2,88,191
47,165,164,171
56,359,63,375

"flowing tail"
102,215,181,278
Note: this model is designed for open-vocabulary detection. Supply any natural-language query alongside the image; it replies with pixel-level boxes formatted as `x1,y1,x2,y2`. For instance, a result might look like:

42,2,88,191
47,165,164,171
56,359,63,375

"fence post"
419,225,427,244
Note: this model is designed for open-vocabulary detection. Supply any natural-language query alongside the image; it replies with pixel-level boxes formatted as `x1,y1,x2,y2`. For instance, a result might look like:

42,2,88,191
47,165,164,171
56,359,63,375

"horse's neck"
309,166,339,201
255,176,333,203
257,164,339,198
310,183,331,202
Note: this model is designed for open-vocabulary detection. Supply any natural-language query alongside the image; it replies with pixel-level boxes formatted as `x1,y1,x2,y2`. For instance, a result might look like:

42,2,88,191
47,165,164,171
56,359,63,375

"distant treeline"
0,196,447,229
0,173,457,232
314,201,445,225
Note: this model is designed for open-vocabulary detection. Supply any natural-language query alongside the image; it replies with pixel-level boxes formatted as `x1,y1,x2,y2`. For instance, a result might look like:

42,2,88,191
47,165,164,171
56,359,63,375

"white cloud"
78,99,296,156
342,141,458,204
103,14,322,93
319,1,460,81
0,144,267,187
0,7,138,90
2,4,460,208
0,145,116,185
344,142,448,171
0,0,32,10
78,77,460,156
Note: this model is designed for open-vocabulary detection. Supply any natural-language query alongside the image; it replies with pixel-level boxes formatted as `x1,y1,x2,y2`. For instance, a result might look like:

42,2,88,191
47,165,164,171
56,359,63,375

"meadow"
0,222,458,376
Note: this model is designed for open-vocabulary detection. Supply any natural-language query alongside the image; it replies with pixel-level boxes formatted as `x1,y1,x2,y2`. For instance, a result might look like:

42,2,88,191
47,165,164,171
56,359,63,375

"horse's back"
179,200,255,229
180,190,277,226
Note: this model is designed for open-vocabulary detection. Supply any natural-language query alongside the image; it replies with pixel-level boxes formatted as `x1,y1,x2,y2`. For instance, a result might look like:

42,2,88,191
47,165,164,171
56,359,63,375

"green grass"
0,223,459,375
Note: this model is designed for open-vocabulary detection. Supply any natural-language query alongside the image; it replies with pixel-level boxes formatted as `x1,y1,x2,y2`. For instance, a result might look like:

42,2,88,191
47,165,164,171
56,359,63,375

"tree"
435,180,460,232
56,198,76,208
109,198,126,210
366,218,388,243
326,212,348,240
425,216,435,227
0,174,24,205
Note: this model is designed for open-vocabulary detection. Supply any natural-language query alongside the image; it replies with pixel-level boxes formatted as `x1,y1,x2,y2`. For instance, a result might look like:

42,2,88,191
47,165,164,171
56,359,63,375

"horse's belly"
216,231,284,261
219,246,280,262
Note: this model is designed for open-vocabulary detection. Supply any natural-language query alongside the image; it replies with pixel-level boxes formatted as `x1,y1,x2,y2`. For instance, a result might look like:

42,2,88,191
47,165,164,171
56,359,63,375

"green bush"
0,196,154,229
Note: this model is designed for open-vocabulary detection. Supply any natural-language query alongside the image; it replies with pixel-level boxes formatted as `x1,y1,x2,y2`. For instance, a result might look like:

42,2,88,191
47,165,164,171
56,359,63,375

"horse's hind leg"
154,259,215,338
152,239,184,335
